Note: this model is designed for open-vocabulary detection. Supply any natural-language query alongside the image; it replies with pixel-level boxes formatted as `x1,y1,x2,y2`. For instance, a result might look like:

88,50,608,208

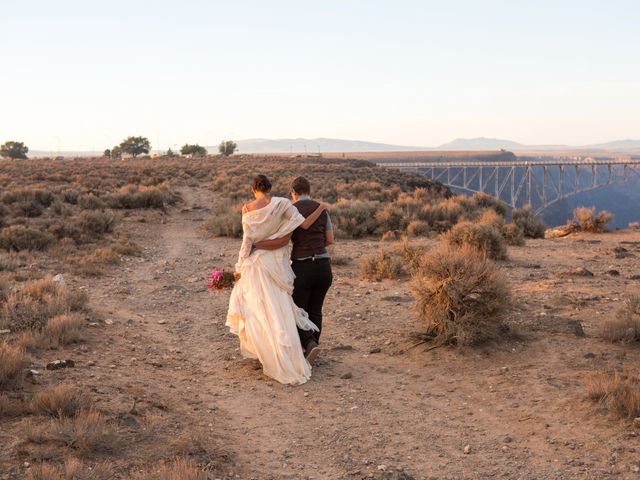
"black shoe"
305,341,320,365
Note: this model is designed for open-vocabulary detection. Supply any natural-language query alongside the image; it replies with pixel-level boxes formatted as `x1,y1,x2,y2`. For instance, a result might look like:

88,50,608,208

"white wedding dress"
226,197,318,385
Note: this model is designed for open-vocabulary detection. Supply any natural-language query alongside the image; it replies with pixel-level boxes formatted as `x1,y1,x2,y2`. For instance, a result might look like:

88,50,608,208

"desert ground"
2,178,639,479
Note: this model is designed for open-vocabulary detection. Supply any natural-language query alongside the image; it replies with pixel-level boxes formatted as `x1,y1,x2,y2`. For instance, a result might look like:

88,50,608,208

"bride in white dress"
226,175,328,385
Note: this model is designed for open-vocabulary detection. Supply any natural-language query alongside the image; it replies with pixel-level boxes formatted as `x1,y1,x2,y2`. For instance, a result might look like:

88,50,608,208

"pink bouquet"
207,267,236,294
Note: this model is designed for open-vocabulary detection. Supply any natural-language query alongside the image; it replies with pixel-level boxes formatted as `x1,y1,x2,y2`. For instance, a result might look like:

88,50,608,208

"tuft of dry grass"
28,458,114,480
410,244,510,346
44,314,84,346
135,458,207,480
0,252,19,272
57,408,119,456
512,206,546,238
32,383,92,418
72,248,120,276
0,341,29,388
600,295,640,343
0,276,87,331
360,250,405,281
586,369,640,419
444,220,508,261
0,392,29,417
570,206,614,233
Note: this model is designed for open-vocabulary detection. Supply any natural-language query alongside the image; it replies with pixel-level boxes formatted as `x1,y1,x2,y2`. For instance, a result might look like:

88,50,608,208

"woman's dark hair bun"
251,174,272,193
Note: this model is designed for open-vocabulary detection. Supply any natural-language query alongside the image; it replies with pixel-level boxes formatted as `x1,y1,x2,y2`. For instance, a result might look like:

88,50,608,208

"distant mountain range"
27,136,640,157
230,137,640,154
226,137,422,153
436,137,640,153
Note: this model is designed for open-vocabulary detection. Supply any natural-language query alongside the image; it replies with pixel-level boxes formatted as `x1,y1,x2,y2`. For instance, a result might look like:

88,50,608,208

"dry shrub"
0,341,29,388
502,223,525,246
77,193,106,210
106,183,179,209
570,206,614,233
360,250,404,281
630,221,640,230
32,383,92,418
472,192,507,216
512,206,546,238
394,237,429,274
113,239,142,256
406,220,431,237
375,204,407,232
600,295,640,343
0,226,55,251
205,202,243,238
410,245,510,346
0,252,19,272
478,208,505,229
135,458,207,480
586,369,640,419
28,459,113,480
1,276,87,331
0,278,9,303
444,221,508,260
1,187,54,208
75,210,116,238
332,199,380,238
0,392,29,417
380,230,401,242
330,254,351,266
72,248,120,276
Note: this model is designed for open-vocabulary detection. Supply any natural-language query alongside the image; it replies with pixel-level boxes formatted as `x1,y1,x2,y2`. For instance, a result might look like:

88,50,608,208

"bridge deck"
377,160,640,168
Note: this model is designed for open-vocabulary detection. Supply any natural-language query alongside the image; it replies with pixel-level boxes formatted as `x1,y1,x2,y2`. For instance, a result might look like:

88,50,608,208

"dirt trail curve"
88,186,640,480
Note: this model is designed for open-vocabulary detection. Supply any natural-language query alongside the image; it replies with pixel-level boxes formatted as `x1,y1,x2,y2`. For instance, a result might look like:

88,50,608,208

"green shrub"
332,200,380,238
205,203,243,238
0,226,55,251
512,206,546,238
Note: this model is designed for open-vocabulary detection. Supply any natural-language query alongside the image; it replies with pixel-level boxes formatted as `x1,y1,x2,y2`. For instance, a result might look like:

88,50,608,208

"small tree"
118,136,150,158
103,148,111,158
166,148,175,157
180,144,207,157
0,141,29,159
218,140,237,156
110,146,122,159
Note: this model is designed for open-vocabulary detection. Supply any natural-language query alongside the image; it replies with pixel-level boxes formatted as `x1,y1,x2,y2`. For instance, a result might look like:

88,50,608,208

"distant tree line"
2,137,238,160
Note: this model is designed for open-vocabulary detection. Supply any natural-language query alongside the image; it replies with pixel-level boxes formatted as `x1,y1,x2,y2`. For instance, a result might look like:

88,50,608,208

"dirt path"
84,186,640,479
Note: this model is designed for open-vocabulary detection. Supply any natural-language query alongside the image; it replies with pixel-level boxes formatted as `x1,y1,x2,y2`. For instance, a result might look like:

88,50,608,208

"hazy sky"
2,0,639,151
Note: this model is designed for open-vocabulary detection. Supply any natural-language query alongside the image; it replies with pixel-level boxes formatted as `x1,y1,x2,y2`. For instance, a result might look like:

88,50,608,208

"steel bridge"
379,159,640,214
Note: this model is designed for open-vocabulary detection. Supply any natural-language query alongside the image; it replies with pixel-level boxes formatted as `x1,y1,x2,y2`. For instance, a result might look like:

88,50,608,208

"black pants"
292,258,333,350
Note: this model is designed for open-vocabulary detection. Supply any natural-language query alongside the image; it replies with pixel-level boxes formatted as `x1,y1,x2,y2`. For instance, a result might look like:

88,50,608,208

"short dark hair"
291,176,311,195
251,174,272,193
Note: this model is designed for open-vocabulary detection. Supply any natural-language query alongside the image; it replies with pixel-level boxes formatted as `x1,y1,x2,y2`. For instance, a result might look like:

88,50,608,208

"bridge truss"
380,159,640,214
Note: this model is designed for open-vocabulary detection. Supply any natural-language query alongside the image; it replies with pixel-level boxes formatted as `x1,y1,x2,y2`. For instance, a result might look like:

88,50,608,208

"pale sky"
2,0,639,151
